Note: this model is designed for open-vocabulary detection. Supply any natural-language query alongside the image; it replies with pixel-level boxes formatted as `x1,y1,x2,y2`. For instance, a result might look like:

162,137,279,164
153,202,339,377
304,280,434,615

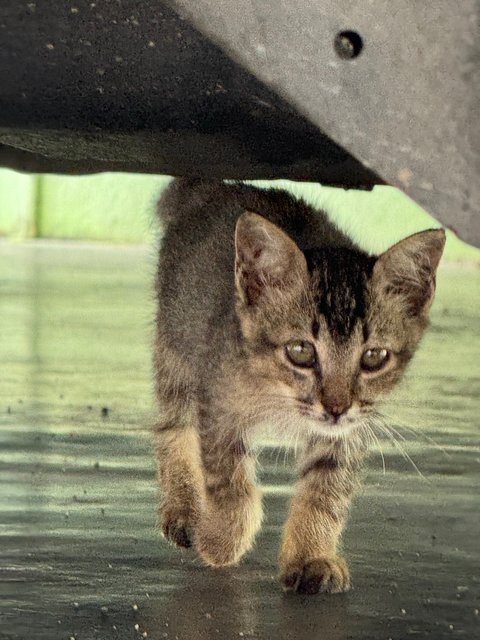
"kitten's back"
158,179,352,250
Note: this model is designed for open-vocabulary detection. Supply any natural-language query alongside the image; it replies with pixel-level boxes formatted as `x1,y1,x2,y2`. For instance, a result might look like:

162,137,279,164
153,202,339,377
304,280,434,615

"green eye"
285,340,316,367
361,348,390,372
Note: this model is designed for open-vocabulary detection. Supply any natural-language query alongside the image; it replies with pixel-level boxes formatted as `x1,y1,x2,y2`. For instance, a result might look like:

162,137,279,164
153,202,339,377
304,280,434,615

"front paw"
160,504,195,549
279,556,351,595
194,519,244,567
194,488,262,566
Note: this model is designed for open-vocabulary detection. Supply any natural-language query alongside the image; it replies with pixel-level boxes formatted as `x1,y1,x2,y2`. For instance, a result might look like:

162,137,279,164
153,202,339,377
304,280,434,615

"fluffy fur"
154,179,445,594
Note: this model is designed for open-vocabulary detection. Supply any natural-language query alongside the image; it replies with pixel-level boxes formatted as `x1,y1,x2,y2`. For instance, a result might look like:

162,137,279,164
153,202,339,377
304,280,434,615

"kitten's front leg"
195,417,262,567
279,440,365,594
155,416,203,550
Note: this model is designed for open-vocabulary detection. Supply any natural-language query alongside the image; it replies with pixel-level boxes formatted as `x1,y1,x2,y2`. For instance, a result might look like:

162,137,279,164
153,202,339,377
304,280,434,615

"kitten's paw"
279,556,351,595
160,507,195,549
195,526,243,567
194,492,262,566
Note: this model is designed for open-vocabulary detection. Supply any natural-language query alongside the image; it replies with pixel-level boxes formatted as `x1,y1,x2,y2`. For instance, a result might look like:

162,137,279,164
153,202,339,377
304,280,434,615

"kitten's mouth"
299,405,354,426
310,410,365,437
296,401,366,435
320,413,350,427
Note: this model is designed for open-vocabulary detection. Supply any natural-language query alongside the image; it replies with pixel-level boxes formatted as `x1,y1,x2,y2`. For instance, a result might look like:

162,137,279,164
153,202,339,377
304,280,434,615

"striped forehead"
305,247,375,341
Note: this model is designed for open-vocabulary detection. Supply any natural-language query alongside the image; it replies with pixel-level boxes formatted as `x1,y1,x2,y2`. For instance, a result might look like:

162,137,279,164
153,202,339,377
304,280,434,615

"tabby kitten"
154,179,445,594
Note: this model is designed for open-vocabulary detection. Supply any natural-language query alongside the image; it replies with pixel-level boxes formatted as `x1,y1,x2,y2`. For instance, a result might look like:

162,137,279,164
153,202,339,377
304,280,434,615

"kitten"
154,179,445,594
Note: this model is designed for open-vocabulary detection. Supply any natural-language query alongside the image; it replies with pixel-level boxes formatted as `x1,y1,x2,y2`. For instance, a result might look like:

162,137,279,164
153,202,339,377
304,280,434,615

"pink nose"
323,400,351,422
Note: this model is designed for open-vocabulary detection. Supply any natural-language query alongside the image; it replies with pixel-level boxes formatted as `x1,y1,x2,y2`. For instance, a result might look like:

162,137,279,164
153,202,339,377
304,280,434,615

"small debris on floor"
2,246,478,640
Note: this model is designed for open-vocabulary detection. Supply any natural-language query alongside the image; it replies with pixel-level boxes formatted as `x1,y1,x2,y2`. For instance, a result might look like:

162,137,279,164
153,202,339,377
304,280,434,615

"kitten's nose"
323,400,351,423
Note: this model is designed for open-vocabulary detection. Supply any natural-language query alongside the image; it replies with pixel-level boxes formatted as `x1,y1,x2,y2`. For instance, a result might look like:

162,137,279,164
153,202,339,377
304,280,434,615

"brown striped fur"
153,179,445,594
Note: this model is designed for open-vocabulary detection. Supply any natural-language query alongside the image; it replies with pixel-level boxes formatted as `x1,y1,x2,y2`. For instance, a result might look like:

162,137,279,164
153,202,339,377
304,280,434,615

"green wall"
38,173,171,243
0,170,39,238
0,168,478,262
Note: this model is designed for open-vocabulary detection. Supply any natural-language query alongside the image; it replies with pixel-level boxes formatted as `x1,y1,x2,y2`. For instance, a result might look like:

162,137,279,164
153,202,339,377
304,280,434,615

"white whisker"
373,420,430,484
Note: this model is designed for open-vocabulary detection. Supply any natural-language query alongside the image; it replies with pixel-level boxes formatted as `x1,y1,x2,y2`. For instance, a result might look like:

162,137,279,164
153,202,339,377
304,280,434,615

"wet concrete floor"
1,241,479,640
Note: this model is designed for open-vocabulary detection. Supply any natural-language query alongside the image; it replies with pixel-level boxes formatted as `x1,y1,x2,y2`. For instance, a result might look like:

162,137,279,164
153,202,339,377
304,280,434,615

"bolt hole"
334,31,363,59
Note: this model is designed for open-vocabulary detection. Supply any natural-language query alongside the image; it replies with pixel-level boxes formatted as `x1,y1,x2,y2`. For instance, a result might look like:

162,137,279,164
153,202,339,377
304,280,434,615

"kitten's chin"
306,414,365,440
308,424,357,440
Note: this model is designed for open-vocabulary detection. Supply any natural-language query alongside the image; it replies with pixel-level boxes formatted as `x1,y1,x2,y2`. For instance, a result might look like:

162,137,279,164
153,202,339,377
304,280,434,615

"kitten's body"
154,179,444,594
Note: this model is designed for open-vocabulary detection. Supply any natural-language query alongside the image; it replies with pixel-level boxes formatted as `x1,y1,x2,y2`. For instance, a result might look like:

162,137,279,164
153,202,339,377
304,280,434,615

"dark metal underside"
0,1,478,245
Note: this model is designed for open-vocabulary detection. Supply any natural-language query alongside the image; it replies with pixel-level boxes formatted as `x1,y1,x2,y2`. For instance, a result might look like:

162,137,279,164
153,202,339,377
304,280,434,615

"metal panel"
0,1,478,244
171,0,480,245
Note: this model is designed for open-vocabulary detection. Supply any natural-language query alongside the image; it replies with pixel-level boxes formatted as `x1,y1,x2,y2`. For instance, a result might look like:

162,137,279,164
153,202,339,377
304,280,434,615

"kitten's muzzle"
322,399,352,424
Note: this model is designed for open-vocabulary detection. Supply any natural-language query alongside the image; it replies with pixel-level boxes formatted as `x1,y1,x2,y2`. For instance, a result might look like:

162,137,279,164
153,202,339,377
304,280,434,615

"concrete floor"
1,241,479,640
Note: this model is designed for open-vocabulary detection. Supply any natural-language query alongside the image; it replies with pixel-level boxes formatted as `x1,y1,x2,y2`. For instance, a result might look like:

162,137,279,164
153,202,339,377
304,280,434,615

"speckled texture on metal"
0,0,478,245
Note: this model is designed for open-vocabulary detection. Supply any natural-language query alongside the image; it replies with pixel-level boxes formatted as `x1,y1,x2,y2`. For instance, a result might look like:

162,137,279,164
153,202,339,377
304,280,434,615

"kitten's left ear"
372,229,446,315
235,212,308,306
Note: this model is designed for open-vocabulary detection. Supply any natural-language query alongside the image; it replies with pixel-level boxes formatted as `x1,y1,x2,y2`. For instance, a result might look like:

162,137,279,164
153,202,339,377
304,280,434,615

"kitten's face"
234,212,445,439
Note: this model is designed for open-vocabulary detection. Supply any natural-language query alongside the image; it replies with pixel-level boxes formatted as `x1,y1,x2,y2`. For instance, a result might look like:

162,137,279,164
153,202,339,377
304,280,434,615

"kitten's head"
234,212,445,439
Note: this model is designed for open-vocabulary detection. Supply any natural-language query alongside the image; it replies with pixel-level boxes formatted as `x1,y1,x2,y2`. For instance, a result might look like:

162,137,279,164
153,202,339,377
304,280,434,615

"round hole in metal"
334,31,363,59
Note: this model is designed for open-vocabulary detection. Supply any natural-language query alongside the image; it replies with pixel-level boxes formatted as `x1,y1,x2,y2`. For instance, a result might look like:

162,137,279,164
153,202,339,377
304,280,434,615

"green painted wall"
0,170,38,238
0,169,478,263
38,173,171,243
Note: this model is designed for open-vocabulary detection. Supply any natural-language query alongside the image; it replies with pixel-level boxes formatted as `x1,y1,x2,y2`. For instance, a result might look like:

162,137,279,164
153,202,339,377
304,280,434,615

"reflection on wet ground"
1,242,479,639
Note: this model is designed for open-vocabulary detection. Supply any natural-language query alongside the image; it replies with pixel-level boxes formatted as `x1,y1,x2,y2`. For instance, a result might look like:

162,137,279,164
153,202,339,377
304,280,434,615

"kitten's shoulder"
157,178,353,251
158,178,313,224
157,178,227,225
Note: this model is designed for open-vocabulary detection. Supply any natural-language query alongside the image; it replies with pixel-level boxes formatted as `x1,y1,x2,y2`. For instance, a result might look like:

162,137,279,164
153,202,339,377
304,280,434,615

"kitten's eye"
285,340,316,367
361,348,390,372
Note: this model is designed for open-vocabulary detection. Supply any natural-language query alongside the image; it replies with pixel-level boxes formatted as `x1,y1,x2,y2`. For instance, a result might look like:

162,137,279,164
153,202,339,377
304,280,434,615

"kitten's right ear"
235,212,307,306
372,228,446,316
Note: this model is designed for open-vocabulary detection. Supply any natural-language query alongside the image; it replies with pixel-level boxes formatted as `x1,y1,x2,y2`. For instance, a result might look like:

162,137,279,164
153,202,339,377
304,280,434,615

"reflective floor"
1,242,479,640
